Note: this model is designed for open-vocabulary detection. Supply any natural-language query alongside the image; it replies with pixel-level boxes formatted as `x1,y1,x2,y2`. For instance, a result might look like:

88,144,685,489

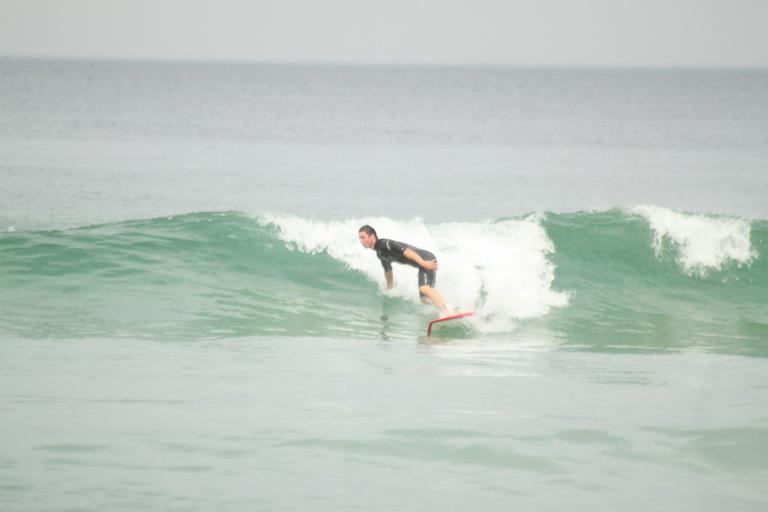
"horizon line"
1,54,766,72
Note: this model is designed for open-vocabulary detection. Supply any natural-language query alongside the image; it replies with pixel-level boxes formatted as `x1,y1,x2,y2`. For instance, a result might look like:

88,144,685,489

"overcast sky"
1,0,766,67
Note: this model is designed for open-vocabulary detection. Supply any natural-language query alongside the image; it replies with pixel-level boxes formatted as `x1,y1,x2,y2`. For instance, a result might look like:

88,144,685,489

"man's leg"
419,285,450,316
418,265,450,316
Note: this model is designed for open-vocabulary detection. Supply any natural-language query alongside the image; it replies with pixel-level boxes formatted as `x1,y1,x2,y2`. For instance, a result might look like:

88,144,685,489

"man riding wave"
358,225,451,317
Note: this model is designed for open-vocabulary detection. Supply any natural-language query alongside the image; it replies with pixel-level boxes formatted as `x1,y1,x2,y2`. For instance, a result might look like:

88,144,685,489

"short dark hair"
359,225,377,238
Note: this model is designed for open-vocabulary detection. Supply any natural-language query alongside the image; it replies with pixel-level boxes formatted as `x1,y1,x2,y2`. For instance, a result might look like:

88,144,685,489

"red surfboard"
427,312,475,336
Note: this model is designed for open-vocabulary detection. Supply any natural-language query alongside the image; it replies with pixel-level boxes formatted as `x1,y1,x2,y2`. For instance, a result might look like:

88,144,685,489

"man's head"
358,225,377,249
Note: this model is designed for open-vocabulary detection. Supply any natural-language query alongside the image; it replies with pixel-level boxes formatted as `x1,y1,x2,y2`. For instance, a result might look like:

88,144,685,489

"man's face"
359,231,376,249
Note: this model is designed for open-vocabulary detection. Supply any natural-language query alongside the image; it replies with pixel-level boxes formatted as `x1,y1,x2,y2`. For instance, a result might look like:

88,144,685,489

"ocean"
1,58,767,510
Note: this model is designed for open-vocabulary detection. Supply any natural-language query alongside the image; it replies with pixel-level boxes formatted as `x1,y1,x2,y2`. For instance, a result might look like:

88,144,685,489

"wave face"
1,208,766,355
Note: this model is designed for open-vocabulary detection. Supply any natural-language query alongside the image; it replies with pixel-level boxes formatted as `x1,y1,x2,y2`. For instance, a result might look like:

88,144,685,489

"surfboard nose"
427,312,474,336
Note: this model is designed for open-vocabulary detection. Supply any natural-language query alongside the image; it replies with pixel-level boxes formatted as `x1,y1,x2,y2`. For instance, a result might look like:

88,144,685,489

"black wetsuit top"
374,239,433,271
374,238,437,291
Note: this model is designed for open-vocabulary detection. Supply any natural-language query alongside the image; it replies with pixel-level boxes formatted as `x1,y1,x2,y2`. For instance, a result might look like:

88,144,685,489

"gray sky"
1,0,767,67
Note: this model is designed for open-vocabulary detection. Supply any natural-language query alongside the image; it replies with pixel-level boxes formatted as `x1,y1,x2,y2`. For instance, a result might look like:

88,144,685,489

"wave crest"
260,213,570,332
632,205,756,276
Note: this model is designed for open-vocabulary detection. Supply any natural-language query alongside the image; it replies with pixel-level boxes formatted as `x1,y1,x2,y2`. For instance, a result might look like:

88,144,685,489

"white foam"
257,214,569,332
632,205,755,276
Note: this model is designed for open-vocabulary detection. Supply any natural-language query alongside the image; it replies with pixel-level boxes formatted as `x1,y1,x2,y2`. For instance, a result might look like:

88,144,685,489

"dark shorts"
417,251,436,296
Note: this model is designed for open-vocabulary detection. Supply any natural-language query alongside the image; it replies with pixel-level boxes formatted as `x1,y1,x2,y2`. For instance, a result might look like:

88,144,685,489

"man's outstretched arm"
385,270,394,289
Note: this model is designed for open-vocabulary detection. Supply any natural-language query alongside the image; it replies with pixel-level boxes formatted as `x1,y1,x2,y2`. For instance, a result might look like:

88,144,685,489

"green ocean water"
2,209,766,352
2,60,768,511
2,336,767,511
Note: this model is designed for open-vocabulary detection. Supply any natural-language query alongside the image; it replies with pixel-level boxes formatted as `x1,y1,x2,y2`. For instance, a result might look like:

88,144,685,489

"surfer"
358,225,451,317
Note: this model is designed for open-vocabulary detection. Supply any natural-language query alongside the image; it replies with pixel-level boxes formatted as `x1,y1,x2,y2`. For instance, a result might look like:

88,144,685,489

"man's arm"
380,256,394,289
403,248,438,271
